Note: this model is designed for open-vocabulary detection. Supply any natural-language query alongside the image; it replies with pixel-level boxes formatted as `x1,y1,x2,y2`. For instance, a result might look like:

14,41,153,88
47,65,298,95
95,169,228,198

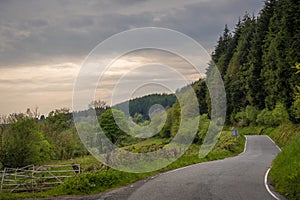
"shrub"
272,103,289,125
245,105,259,125
290,99,300,122
256,109,275,126
1,118,51,167
234,111,248,127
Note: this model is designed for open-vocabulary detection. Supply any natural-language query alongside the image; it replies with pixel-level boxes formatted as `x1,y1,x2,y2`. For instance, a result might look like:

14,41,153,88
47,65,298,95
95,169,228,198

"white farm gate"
0,164,80,192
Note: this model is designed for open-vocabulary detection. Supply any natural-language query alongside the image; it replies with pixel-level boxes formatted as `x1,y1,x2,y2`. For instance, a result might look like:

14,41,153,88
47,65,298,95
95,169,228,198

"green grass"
0,131,245,200
269,137,300,200
45,155,100,172
237,126,266,135
264,123,300,200
266,123,300,147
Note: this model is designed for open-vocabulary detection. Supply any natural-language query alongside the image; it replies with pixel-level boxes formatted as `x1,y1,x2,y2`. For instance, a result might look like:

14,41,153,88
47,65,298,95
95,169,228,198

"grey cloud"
26,19,49,28
0,0,264,67
0,0,265,114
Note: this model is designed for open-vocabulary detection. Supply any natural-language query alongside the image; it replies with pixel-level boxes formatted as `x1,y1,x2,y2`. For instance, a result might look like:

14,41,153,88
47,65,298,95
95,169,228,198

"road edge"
265,168,280,200
264,136,285,200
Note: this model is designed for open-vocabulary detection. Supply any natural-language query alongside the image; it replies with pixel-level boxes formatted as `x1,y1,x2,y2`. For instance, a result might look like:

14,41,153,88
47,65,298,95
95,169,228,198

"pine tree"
244,0,276,109
224,14,256,119
262,0,299,109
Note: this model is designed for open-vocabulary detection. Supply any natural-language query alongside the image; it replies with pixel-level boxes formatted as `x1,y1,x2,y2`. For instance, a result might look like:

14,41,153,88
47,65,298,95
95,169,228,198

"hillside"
114,93,176,121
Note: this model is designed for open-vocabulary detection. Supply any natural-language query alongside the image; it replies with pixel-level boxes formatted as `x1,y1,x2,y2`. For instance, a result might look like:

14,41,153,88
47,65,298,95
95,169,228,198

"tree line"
0,108,88,168
196,0,299,125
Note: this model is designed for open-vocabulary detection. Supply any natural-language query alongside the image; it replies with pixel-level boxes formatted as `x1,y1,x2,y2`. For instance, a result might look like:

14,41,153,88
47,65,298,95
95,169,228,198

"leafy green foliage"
256,103,289,127
290,63,300,122
0,118,51,167
42,109,87,160
234,106,260,127
99,109,132,147
195,114,210,144
291,99,300,121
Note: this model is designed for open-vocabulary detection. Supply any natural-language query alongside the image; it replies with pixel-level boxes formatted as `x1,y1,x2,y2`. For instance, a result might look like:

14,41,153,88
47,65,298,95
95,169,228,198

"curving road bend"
97,135,281,200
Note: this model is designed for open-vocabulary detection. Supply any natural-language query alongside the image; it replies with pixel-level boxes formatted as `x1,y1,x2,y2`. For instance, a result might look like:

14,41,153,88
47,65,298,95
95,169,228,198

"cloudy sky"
0,0,265,116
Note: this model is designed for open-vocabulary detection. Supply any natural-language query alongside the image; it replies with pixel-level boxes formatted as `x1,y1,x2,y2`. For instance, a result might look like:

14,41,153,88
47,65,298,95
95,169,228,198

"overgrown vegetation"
0,131,245,200
0,109,89,168
266,108,300,200
269,135,300,200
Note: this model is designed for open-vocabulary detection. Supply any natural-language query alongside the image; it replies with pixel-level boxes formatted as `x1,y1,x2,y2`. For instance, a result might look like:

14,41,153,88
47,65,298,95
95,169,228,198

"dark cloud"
0,0,265,114
0,0,264,67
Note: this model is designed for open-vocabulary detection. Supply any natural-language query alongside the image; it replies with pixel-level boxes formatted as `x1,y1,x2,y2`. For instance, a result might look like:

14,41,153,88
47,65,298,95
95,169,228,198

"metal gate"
0,164,80,192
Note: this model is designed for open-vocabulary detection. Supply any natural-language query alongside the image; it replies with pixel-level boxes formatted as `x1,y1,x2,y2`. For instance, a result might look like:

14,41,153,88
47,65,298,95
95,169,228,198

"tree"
212,24,233,77
290,63,300,122
272,102,289,125
225,14,256,117
114,93,176,120
56,127,87,160
132,113,144,124
88,99,107,109
0,118,51,167
261,0,299,109
99,109,129,146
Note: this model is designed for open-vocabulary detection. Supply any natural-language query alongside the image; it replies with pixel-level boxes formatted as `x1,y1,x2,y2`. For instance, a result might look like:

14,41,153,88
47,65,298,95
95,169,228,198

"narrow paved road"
96,135,281,200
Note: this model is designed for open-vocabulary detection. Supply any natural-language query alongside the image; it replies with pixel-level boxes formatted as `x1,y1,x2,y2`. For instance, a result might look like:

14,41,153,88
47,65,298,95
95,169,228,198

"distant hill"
113,93,176,120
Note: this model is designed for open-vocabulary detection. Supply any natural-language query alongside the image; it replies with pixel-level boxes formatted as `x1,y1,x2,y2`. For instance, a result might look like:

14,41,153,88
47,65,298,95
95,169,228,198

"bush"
256,103,289,127
1,118,51,167
234,111,248,127
234,106,259,127
195,114,210,144
256,109,276,126
272,103,289,125
245,106,259,125
290,99,300,122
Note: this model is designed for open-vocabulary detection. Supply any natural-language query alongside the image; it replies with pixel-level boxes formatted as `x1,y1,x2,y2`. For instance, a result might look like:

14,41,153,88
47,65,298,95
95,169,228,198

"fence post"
1,168,6,192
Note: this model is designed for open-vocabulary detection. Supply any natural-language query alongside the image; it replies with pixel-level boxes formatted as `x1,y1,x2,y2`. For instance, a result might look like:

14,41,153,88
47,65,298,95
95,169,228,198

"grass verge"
267,123,300,200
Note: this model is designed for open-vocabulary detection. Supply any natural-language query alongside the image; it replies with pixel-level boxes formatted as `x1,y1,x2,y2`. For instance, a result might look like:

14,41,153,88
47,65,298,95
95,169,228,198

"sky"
0,0,265,116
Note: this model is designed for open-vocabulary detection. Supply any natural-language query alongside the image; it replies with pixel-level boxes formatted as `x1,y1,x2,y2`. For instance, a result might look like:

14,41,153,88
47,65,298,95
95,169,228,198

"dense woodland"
195,0,300,125
114,93,176,121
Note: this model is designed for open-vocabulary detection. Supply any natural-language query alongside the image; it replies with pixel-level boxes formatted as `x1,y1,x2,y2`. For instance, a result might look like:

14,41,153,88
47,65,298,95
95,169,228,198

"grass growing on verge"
269,137,300,200
267,123,300,200
0,131,245,200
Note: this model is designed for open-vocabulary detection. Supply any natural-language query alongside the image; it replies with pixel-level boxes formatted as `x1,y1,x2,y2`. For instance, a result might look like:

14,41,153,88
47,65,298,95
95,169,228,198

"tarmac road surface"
97,135,281,200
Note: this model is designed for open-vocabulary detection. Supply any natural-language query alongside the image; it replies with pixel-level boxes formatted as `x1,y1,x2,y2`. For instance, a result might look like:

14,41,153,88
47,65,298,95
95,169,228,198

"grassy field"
0,131,245,200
